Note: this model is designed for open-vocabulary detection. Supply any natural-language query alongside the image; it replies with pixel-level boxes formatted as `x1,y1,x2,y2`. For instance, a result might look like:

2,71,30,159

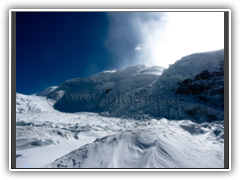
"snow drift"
46,119,224,168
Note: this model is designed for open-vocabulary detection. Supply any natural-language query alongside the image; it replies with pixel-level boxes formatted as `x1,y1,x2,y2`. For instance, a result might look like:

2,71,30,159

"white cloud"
135,12,224,68
106,12,224,68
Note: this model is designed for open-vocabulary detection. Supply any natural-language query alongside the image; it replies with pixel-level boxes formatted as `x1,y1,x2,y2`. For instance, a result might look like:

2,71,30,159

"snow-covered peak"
161,49,224,82
51,65,165,93
149,49,224,92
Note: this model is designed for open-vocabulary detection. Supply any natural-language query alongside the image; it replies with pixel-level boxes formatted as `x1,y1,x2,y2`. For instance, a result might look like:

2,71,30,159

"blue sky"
16,12,224,95
17,12,112,94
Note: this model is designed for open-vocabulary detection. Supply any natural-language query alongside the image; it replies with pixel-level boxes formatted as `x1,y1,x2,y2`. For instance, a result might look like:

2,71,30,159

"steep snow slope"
41,50,224,123
45,65,165,113
152,49,224,93
110,49,224,122
161,49,224,82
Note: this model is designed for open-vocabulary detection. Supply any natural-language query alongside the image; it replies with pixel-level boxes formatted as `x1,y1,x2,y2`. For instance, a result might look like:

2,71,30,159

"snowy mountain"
47,64,165,113
44,49,224,123
110,50,224,123
16,49,225,168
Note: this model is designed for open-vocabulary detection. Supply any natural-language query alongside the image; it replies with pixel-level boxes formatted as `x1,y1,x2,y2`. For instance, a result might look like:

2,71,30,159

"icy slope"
46,119,224,168
151,49,224,93
41,50,225,123
160,49,224,82
110,49,224,122
46,65,165,113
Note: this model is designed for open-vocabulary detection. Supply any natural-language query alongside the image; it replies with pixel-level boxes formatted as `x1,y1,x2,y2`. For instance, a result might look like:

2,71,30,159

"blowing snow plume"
105,12,168,68
105,12,224,68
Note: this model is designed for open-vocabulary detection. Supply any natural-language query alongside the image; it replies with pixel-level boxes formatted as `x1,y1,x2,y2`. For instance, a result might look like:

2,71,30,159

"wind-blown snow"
45,119,223,168
16,93,135,168
16,93,223,168
16,50,224,168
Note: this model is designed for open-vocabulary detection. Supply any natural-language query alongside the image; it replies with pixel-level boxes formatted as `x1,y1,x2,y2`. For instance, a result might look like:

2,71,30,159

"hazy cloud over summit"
105,12,224,68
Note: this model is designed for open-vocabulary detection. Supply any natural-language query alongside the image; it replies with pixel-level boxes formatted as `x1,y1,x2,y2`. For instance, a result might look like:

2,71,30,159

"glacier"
16,49,224,168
